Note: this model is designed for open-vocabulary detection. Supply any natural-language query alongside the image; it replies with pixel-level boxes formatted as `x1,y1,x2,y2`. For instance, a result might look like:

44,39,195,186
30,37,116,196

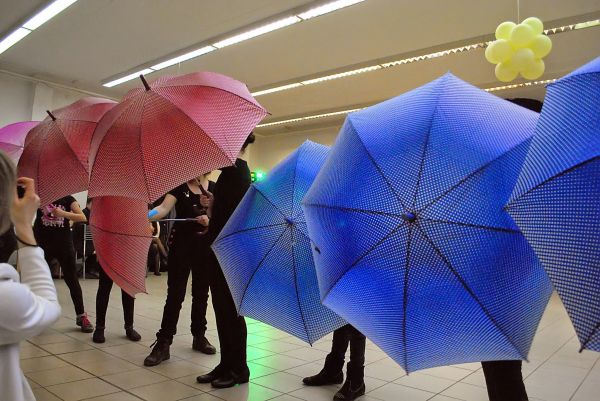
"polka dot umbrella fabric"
90,196,152,297
301,73,553,373
507,56,600,352
17,97,117,206
88,72,268,203
212,141,346,344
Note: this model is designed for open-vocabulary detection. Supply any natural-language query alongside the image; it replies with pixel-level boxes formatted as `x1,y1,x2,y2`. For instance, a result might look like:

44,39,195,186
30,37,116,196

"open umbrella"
0,121,39,163
301,73,553,372
90,196,152,297
212,141,345,344
17,97,116,206
88,71,267,203
507,56,600,352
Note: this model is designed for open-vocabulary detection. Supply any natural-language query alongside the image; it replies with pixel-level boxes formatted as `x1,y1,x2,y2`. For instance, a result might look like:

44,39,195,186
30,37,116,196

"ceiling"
0,0,599,135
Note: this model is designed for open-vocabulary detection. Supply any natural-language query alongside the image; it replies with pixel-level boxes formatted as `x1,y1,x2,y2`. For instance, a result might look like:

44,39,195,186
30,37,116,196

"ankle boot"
92,326,105,344
144,338,170,366
334,361,365,400
125,326,141,342
303,354,344,386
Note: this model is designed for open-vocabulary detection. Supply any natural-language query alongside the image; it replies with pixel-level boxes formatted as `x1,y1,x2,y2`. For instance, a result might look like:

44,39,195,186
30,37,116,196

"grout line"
569,357,600,401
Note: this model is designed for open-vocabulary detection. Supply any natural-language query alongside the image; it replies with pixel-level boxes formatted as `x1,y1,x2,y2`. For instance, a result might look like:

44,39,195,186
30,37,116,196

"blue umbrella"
212,140,346,344
301,73,553,372
507,56,600,352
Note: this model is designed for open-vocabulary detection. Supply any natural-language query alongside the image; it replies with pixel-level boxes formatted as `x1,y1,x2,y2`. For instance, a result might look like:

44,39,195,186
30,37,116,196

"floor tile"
252,371,306,393
253,354,309,370
85,392,144,401
441,382,491,401
147,359,204,379
368,382,434,401
45,377,121,401
20,355,69,373
102,368,170,389
395,372,456,393
26,365,94,386
39,340,95,354
209,382,282,401
31,388,63,401
129,380,202,401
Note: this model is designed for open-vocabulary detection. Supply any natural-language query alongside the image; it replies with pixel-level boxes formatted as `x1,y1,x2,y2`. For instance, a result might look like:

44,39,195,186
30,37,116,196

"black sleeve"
218,168,251,222
168,185,182,203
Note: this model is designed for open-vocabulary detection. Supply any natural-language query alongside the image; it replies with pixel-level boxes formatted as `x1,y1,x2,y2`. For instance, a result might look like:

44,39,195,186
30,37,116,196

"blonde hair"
0,151,16,235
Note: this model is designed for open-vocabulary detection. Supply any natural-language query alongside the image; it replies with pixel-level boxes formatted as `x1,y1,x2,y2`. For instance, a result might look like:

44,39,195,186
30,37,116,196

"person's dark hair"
242,132,255,151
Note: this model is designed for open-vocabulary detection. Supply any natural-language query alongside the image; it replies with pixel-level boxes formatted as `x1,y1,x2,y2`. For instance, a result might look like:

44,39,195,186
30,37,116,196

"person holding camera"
0,150,62,401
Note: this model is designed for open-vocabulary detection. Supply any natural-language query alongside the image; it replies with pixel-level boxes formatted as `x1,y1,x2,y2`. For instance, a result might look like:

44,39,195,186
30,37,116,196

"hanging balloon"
485,17,552,82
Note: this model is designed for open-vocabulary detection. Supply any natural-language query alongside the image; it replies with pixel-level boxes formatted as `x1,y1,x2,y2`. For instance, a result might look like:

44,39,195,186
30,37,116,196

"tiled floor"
21,275,600,401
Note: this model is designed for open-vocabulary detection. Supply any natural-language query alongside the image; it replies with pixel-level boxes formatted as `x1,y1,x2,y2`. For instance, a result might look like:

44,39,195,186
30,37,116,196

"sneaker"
76,314,94,333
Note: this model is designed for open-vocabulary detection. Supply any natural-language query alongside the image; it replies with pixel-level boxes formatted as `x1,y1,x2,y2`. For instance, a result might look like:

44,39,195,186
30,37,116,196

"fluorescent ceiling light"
0,28,31,55
213,16,301,48
151,46,216,70
298,0,366,20
252,83,303,97
257,78,554,128
103,68,154,88
301,65,382,85
23,0,78,30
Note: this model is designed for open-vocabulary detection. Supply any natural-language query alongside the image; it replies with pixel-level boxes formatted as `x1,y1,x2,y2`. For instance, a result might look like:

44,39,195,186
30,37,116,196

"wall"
250,125,341,173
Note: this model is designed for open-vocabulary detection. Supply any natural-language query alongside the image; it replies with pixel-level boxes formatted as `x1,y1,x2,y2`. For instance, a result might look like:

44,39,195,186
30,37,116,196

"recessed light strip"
0,0,79,56
256,79,554,128
251,18,599,97
102,0,368,87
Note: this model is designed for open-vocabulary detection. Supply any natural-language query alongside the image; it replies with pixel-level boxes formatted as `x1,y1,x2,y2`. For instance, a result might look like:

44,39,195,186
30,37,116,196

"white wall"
250,125,341,173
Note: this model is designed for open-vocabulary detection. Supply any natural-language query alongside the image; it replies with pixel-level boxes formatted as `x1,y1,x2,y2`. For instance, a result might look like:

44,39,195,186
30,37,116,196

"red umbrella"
90,196,152,297
17,97,117,206
88,71,268,203
0,121,39,163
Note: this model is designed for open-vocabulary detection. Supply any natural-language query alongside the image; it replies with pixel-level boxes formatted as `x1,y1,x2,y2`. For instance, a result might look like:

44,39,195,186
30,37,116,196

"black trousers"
157,236,210,342
41,238,85,315
326,324,366,382
208,249,247,374
482,360,528,401
95,267,135,329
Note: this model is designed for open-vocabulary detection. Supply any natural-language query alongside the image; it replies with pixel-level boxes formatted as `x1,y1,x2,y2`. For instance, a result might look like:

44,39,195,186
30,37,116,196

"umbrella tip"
140,74,151,91
46,110,57,121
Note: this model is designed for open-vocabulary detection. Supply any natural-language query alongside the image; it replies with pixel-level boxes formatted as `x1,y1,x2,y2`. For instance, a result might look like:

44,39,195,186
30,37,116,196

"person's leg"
335,325,366,400
190,247,216,354
121,290,141,341
207,256,249,388
197,251,235,384
303,325,350,386
93,268,113,343
144,241,191,366
482,360,528,401
55,241,93,332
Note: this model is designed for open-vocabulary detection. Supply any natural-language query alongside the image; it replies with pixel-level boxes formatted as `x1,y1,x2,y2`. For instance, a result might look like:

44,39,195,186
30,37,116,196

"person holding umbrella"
34,196,93,333
144,173,216,367
196,132,255,389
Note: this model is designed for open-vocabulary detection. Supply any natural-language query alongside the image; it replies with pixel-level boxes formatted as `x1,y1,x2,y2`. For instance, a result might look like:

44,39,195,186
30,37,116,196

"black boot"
92,327,105,344
125,326,141,342
303,354,344,386
192,336,216,354
144,338,170,366
334,361,365,400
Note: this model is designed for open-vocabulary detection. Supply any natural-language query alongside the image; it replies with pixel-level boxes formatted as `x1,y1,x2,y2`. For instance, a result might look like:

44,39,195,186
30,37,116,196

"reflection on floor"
22,275,599,401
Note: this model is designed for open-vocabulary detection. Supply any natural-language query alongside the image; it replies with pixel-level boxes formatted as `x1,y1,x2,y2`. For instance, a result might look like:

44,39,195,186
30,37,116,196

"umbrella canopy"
88,71,268,203
301,73,553,372
212,141,346,344
507,56,600,352
17,97,116,206
0,121,39,163
90,196,152,297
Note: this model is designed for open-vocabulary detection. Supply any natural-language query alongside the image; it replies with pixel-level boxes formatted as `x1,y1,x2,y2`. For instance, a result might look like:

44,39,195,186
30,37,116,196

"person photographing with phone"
0,150,62,401
33,194,93,332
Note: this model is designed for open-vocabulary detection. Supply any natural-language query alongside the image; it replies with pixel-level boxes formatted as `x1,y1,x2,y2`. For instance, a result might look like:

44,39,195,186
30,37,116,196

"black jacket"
209,158,251,243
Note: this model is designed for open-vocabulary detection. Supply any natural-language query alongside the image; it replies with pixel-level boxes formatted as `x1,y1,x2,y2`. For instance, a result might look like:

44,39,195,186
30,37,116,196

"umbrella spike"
46,110,57,121
140,74,151,91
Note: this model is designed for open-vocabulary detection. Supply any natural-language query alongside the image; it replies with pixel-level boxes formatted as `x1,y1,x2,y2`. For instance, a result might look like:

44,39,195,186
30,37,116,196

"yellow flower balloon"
495,21,517,40
510,24,536,48
523,17,544,35
496,62,518,82
485,39,514,64
521,59,545,80
530,35,552,59
486,17,552,82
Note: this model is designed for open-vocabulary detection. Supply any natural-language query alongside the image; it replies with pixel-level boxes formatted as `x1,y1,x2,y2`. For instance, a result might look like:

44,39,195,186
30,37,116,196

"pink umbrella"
90,196,152,297
0,121,39,163
88,71,267,203
18,97,116,206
